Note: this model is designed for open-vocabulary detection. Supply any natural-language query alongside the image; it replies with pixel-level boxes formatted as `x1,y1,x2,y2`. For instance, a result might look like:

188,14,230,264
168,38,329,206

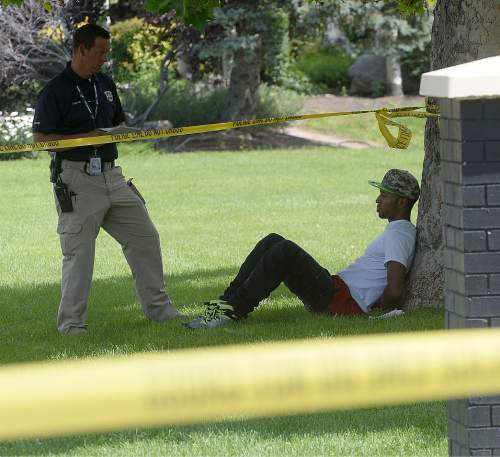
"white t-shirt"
337,219,416,313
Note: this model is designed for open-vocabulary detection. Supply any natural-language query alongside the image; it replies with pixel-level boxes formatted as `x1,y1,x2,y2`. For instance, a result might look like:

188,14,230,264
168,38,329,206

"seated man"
185,169,420,329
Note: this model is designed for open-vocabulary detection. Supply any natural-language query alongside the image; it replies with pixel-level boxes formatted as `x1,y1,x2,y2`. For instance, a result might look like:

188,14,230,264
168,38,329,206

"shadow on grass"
0,267,445,456
0,266,443,364
0,266,237,362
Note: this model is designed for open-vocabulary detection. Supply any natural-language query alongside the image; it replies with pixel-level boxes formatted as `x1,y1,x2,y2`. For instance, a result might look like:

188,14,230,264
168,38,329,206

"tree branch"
130,50,176,126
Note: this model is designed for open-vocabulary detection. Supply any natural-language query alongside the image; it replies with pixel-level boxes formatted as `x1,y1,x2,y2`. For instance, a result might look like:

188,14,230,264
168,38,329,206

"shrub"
296,46,353,92
153,83,303,127
0,108,38,160
255,84,304,119
110,17,170,84
278,68,317,95
153,80,228,127
0,81,42,114
118,64,162,117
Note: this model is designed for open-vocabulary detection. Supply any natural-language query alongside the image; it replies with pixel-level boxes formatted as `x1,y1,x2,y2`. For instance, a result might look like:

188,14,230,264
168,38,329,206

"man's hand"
88,129,107,137
374,261,408,310
33,130,105,142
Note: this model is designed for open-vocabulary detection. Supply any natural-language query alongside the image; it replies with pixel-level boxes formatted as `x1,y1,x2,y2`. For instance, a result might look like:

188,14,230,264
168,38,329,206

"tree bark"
384,26,403,96
385,54,403,96
221,0,262,121
406,0,500,309
222,35,261,121
223,31,261,121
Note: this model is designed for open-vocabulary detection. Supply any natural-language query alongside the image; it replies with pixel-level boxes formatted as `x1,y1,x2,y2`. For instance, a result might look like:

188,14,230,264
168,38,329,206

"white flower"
0,109,33,145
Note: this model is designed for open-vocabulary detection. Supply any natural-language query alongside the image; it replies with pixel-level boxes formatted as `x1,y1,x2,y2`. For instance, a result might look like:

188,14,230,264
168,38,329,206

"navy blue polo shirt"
33,62,126,162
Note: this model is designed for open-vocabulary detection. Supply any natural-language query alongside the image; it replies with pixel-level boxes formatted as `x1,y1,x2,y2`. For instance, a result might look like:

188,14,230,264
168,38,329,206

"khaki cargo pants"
55,159,178,334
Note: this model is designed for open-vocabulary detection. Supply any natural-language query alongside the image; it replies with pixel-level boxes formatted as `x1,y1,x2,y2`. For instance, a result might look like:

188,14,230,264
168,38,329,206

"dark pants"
221,233,335,318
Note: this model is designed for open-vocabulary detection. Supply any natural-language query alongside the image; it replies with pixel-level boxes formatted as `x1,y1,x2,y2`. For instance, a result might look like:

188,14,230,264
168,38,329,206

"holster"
51,153,73,212
49,153,62,183
54,181,74,213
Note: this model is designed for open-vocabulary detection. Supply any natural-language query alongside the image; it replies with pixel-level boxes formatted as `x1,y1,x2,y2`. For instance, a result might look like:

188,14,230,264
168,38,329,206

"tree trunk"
384,26,403,96
221,0,262,122
385,54,403,96
222,34,261,121
406,0,500,309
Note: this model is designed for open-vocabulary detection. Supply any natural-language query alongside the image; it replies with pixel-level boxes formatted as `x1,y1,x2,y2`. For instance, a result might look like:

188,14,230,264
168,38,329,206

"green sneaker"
184,300,236,329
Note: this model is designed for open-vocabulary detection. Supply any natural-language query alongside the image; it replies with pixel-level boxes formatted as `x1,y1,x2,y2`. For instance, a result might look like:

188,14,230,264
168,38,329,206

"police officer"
33,24,182,335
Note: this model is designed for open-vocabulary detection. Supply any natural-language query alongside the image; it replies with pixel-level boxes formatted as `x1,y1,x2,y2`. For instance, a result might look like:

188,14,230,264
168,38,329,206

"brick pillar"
441,97,500,456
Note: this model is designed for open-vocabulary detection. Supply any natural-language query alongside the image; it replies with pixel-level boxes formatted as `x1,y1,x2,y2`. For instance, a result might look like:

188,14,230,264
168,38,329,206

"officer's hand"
88,129,107,137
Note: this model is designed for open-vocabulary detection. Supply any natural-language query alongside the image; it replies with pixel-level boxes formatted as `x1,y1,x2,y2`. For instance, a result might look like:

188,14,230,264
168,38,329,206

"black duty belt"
61,159,115,173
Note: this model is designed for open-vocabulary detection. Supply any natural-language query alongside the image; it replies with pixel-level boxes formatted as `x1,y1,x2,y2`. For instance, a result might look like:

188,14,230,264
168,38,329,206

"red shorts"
327,275,364,315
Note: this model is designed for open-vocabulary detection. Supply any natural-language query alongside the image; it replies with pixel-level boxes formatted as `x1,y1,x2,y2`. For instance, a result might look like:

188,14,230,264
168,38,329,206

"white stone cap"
420,56,500,99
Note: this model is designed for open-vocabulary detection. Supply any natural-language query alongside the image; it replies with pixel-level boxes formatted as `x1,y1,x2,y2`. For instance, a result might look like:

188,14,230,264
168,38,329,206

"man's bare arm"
33,130,106,152
373,261,408,310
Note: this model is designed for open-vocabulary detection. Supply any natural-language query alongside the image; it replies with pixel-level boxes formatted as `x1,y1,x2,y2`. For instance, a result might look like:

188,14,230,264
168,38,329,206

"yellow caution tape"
0,327,499,440
0,106,438,155
376,110,412,149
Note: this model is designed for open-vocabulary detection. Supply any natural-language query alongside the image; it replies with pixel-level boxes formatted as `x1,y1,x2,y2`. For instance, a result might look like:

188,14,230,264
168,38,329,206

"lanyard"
76,79,99,155
76,79,99,127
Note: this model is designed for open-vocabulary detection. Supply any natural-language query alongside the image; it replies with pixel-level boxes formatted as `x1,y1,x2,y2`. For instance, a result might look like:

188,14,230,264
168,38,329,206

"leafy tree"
0,0,71,110
108,0,146,21
143,1,310,120
0,0,435,30
1,0,107,22
110,17,170,83
143,0,220,32
125,10,185,125
305,0,432,95
0,0,117,112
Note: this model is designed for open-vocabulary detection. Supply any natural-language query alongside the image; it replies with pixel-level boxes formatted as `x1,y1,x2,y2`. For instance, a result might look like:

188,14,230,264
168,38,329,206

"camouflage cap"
369,169,420,201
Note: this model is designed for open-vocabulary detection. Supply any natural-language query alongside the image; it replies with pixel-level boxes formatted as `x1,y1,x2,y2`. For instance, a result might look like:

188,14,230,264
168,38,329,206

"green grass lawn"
0,127,446,456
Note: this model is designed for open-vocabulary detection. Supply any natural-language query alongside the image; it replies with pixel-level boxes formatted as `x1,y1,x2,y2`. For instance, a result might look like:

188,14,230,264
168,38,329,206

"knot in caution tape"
375,106,440,149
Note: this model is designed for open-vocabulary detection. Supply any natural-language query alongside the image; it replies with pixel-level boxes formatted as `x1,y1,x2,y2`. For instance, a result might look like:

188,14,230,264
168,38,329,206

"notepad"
99,126,141,135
